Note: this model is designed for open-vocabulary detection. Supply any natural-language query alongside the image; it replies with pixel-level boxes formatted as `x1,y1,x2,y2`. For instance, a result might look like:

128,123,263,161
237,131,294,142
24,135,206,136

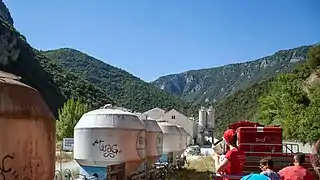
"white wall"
161,109,195,144
283,141,313,153
143,107,165,120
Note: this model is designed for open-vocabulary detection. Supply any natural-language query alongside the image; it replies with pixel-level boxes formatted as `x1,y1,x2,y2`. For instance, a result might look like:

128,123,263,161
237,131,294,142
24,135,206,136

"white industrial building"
143,106,215,146
143,107,165,120
144,108,198,145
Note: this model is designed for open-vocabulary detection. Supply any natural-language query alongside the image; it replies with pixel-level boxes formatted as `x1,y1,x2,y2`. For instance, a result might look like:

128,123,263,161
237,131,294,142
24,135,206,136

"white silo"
207,106,216,144
74,105,146,178
141,118,163,168
157,122,181,164
198,107,207,145
198,107,207,130
207,106,214,129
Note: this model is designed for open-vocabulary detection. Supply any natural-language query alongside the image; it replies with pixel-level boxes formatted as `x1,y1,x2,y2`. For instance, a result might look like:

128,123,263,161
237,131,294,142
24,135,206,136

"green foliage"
258,73,309,140
308,45,320,69
213,78,274,138
211,59,318,141
57,98,90,141
37,52,114,110
0,20,64,115
257,47,320,143
42,48,197,115
300,83,320,143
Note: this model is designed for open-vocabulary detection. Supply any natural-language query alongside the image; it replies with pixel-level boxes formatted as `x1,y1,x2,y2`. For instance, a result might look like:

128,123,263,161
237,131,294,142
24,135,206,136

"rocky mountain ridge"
152,45,313,104
0,0,13,26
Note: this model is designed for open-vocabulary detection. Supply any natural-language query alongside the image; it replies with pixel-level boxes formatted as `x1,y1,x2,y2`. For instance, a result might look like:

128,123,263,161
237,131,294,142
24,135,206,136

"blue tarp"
241,173,270,180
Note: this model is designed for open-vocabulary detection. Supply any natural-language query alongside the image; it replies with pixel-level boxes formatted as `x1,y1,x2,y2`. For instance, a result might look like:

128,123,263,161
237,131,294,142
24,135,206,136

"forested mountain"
1,0,319,143
0,0,196,116
42,48,197,115
214,45,320,143
152,45,312,104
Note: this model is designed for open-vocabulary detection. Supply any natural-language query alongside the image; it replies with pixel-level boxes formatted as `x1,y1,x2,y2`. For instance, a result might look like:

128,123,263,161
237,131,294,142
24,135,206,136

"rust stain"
0,72,55,180
0,75,53,119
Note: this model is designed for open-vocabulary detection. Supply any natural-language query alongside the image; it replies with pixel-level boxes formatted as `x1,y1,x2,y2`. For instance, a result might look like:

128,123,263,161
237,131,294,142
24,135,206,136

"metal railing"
54,169,83,180
283,143,300,154
239,142,300,155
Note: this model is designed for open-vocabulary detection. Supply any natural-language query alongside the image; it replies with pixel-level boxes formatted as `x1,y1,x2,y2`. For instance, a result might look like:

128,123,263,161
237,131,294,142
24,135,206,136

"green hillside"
42,48,197,115
214,45,320,143
0,0,196,117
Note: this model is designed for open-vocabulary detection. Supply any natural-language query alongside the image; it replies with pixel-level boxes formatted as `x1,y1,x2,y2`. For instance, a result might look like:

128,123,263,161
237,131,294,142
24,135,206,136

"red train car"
224,121,316,177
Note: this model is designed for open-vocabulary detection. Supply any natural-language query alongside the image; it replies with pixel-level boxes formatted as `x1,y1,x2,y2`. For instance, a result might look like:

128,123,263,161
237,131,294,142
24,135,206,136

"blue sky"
4,0,320,82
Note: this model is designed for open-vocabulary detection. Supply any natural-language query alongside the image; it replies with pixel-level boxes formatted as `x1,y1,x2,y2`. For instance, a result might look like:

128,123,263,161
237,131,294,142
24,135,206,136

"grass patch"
187,156,215,172
56,141,73,162
56,151,73,163
167,156,215,180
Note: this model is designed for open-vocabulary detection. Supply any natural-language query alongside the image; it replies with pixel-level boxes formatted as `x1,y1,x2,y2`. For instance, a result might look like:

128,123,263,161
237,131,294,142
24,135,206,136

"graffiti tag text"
92,140,122,158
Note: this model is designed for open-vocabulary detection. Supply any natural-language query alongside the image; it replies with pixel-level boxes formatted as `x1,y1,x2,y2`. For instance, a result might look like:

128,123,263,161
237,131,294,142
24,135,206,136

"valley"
0,0,319,143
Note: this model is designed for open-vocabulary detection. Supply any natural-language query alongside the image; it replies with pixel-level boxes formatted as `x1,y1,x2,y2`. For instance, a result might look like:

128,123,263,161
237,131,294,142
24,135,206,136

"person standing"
216,129,246,180
278,152,314,180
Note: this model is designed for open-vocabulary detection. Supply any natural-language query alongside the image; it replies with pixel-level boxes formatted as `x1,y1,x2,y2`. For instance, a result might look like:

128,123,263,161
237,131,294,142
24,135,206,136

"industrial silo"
198,107,207,145
207,106,215,129
0,71,55,180
141,117,163,168
198,107,207,129
74,104,146,179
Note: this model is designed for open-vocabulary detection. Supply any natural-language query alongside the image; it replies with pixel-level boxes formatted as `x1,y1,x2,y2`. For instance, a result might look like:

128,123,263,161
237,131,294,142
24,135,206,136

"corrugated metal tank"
157,122,181,154
141,118,163,167
157,122,182,165
0,71,55,180
177,126,188,155
74,105,146,177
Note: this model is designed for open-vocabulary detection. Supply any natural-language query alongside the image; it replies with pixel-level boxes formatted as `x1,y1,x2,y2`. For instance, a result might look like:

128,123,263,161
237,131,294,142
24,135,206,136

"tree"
300,83,320,143
56,98,90,141
258,73,309,141
307,45,320,69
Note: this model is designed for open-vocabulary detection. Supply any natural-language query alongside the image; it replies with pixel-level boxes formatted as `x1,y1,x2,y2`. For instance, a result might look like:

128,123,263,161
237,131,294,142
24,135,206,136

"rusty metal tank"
0,71,56,180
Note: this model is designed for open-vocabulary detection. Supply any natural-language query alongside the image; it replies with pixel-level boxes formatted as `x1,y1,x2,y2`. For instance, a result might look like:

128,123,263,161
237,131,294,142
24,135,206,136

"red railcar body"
222,121,317,178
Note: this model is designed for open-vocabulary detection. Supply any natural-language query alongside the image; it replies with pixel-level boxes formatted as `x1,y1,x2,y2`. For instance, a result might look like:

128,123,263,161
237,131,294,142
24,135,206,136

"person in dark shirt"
259,156,280,180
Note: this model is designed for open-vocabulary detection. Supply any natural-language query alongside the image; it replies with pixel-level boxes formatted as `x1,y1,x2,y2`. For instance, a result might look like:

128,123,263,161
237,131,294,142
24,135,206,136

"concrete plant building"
143,107,197,145
197,106,216,146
